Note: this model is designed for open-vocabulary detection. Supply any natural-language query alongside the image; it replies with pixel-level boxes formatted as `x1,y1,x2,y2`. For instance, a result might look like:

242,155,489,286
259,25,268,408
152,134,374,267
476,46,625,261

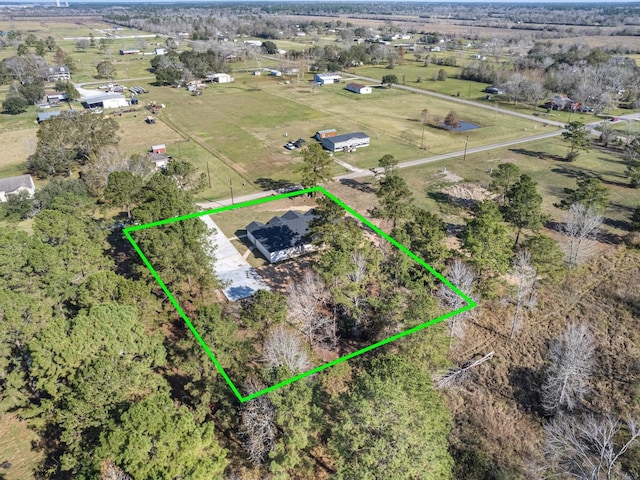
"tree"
240,378,276,465
373,173,412,228
261,41,278,54
623,138,640,188
438,259,476,344
377,153,397,176
54,47,68,66
329,354,453,479
54,81,80,102
437,68,447,81
563,202,602,267
93,391,227,479
502,174,546,245
444,109,461,129
381,74,398,87
89,32,95,48
76,39,90,51
556,176,610,213
262,325,311,373
2,94,27,114
286,270,336,348
462,200,513,275
96,60,115,79
508,250,537,339
298,143,332,192
164,160,207,192
542,322,595,413
543,413,640,480
104,171,142,219
562,121,590,161
45,35,56,52
489,162,521,204
34,40,46,57
1,190,33,220
18,79,44,105
16,43,28,56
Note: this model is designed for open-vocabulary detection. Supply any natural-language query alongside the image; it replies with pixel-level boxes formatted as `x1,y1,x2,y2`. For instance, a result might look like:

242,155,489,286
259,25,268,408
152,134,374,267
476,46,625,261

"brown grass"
0,414,43,480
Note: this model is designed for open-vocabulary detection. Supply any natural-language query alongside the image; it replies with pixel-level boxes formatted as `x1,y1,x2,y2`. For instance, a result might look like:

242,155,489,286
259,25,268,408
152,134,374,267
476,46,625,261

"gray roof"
37,110,63,122
0,174,34,193
323,131,369,145
247,210,315,254
316,128,337,135
81,94,126,105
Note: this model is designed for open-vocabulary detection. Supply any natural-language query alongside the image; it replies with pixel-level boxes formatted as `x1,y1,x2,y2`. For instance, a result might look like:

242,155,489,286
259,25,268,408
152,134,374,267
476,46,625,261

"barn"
321,132,370,152
313,73,341,84
315,129,337,140
81,94,129,110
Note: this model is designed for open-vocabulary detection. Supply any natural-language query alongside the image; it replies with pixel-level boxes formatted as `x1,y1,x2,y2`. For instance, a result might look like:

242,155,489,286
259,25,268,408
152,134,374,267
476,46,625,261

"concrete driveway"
200,215,270,301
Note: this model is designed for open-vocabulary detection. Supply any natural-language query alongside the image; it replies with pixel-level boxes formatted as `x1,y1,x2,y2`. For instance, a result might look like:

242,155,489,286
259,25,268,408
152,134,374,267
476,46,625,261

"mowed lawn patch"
0,128,37,178
0,414,43,480
397,135,638,236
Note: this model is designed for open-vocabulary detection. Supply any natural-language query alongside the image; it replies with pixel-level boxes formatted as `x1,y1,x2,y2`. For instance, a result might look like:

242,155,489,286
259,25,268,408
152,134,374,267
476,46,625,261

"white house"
313,73,341,85
246,210,316,263
321,132,370,152
0,174,35,202
154,47,167,55
44,65,71,82
345,83,372,94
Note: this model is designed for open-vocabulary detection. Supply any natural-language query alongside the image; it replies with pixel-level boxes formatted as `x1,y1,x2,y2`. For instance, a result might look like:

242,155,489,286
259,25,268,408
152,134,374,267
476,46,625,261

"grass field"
392,135,638,236
0,415,42,480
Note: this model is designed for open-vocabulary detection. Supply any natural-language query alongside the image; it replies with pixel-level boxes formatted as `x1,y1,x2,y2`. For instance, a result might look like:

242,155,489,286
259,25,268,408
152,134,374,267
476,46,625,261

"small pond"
441,121,480,132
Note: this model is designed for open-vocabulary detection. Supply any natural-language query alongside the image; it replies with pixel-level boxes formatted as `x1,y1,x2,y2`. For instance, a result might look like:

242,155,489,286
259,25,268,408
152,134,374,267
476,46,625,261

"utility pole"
206,162,212,188
463,135,469,162
229,177,234,204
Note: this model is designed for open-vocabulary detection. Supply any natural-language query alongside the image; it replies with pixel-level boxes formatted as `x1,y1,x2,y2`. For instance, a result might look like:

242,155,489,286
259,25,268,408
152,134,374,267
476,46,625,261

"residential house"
147,152,171,170
315,128,337,140
246,210,317,263
345,83,372,94
313,73,341,85
45,92,67,103
44,65,71,82
154,47,167,55
0,174,35,202
321,132,370,152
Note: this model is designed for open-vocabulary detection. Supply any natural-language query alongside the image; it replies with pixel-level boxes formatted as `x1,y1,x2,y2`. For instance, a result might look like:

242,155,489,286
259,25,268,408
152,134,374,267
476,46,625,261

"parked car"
284,142,296,150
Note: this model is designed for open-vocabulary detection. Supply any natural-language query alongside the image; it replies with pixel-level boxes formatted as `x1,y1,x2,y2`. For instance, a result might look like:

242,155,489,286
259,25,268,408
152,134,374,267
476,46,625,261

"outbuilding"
315,129,337,140
313,73,341,85
206,73,234,83
151,144,166,154
81,94,129,110
321,132,370,152
345,83,372,94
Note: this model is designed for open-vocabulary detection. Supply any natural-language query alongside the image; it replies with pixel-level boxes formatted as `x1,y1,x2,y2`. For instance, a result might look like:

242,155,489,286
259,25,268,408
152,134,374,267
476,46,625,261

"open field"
0,128,36,178
0,414,43,480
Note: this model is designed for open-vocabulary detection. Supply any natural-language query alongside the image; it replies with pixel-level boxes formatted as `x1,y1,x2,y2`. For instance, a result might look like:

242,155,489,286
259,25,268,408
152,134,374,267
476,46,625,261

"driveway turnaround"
200,215,270,301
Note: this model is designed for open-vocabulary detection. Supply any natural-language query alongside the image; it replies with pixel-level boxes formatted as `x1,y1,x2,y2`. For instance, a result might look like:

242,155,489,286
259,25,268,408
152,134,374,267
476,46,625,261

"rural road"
340,72,568,128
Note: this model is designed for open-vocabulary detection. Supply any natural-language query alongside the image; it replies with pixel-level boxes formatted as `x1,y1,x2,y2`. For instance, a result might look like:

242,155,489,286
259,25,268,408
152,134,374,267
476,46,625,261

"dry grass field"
0,128,37,178
0,415,43,480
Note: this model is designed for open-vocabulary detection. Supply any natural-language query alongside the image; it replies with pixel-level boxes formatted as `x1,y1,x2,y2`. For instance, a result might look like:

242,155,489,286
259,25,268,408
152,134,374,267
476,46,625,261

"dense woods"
0,1,640,479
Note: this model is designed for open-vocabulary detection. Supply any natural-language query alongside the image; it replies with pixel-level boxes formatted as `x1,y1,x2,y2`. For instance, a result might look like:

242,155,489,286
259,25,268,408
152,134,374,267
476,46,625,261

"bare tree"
542,323,596,414
438,259,477,345
563,203,602,268
81,146,153,197
100,459,133,480
262,325,311,373
543,413,640,480
509,250,538,339
286,271,336,348
240,378,277,465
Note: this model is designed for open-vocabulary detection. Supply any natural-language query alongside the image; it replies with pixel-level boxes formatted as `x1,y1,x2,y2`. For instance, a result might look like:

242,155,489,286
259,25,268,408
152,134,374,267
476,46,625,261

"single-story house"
246,210,316,263
119,49,140,55
148,152,171,169
345,83,372,94
206,73,234,83
313,73,341,85
321,132,370,152
315,128,337,140
545,95,580,111
283,67,300,75
0,174,35,202
151,144,166,154
46,92,67,103
37,110,63,123
154,47,166,55
44,65,71,82
81,94,129,110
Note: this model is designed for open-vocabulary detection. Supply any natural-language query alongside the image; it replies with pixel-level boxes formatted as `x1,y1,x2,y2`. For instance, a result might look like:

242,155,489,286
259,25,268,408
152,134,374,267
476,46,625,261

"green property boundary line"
123,186,477,403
